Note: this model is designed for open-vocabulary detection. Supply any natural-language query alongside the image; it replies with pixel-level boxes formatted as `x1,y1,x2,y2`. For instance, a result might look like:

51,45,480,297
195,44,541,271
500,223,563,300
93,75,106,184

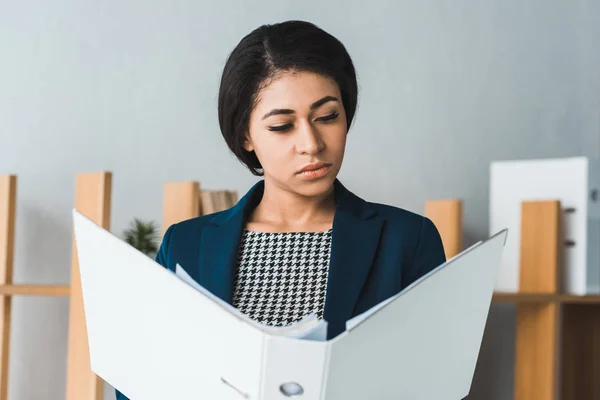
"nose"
295,122,324,154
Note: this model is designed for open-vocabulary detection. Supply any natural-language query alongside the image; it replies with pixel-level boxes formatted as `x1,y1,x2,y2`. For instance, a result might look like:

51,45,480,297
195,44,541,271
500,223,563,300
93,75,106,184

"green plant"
123,218,160,257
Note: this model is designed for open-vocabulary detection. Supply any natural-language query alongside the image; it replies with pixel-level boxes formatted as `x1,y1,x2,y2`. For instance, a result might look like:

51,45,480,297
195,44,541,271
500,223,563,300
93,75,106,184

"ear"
243,133,254,152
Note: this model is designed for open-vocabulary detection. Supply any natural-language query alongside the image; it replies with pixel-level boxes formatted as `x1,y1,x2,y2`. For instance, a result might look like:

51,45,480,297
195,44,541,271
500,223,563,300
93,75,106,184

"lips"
296,162,332,174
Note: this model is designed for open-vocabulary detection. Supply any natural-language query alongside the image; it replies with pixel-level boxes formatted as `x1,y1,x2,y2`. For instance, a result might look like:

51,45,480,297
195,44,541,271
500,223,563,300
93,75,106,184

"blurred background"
1,0,599,399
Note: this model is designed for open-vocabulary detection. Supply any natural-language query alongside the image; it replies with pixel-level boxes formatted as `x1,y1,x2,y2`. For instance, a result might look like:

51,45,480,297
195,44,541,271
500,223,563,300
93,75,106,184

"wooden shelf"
0,284,70,297
559,295,600,304
493,293,557,303
492,292,600,304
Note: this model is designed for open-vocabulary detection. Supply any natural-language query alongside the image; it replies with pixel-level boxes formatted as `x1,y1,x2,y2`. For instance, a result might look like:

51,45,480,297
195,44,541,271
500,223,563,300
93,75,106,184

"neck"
248,179,336,231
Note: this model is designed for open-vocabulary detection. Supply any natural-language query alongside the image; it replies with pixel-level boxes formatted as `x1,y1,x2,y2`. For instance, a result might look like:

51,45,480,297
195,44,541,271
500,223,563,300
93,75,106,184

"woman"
116,19,445,400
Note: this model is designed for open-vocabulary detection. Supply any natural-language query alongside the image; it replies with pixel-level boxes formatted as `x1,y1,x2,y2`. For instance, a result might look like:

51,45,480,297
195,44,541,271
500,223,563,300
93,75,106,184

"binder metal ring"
279,382,304,397
220,377,250,398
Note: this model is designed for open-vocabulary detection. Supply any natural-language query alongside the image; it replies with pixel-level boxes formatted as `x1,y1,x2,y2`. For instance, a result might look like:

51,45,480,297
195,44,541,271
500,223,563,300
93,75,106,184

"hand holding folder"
72,210,507,400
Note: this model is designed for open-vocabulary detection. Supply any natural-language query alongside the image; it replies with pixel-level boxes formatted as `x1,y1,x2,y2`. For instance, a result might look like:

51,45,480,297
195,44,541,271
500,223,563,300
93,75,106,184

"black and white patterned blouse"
232,228,333,327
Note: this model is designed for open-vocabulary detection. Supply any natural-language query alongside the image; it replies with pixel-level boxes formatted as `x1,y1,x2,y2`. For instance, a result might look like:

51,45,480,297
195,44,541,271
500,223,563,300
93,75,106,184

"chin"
293,175,337,198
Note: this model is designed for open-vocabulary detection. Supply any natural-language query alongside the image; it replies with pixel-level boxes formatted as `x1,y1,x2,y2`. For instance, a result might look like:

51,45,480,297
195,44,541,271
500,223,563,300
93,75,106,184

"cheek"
253,134,293,167
325,128,348,152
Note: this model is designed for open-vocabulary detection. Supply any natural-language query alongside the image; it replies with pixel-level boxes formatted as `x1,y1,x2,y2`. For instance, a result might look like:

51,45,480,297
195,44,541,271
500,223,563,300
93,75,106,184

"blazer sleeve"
405,217,446,288
114,225,175,400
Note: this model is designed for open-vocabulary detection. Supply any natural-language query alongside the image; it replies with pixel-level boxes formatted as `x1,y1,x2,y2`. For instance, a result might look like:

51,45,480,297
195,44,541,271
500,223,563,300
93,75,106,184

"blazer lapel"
323,180,384,337
198,180,264,304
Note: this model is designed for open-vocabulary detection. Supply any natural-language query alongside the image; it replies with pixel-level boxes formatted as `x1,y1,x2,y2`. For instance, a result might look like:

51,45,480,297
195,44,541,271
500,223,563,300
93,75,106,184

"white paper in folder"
72,209,507,400
174,263,328,341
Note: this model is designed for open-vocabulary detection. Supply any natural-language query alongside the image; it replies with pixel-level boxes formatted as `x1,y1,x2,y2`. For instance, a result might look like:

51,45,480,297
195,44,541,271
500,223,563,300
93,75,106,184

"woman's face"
245,71,348,198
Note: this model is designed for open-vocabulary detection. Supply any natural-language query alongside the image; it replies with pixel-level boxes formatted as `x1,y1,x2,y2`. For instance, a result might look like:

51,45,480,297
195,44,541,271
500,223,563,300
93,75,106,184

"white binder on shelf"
490,156,600,294
72,209,507,400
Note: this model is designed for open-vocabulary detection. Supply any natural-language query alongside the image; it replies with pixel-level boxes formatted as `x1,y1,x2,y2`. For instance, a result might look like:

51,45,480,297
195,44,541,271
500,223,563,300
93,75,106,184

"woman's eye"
268,113,338,131
268,124,293,132
316,112,339,122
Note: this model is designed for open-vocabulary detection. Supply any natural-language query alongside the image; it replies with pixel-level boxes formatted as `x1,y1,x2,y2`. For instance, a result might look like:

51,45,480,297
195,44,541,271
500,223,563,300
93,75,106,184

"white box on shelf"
490,156,600,295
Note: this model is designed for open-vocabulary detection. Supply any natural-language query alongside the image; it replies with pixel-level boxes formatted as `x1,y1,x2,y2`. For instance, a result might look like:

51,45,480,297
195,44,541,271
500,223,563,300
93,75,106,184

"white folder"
72,209,507,400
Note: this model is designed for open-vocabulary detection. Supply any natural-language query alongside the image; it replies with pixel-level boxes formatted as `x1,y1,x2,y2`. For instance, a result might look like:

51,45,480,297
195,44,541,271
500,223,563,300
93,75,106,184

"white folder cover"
72,210,507,400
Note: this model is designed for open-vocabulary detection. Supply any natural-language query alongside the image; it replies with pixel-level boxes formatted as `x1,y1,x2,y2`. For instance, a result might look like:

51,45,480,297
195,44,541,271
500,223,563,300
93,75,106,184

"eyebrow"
261,96,339,120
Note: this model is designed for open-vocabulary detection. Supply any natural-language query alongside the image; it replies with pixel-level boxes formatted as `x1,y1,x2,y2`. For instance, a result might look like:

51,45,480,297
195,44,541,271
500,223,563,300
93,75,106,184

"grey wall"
1,0,598,399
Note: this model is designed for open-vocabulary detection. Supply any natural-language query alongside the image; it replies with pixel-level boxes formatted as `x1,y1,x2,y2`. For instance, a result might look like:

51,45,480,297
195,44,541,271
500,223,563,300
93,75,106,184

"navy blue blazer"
115,179,445,400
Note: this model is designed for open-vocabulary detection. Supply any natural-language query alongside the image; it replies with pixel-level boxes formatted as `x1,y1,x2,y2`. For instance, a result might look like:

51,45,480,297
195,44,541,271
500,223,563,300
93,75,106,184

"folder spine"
218,323,266,399
319,345,332,400
259,337,330,399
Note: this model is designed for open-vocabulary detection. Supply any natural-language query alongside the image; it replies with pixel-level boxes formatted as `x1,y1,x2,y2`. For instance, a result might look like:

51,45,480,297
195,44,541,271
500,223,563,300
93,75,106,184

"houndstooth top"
232,228,333,327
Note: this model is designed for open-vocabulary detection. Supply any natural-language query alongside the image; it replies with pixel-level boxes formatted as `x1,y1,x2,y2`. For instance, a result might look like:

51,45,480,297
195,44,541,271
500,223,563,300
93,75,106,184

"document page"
175,264,328,341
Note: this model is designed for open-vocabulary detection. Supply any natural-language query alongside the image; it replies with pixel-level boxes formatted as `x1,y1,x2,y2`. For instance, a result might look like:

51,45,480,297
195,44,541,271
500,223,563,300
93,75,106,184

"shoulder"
367,201,446,284
367,201,440,241
155,211,225,269
370,201,447,287
336,179,442,252
162,210,228,244
167,212,219,234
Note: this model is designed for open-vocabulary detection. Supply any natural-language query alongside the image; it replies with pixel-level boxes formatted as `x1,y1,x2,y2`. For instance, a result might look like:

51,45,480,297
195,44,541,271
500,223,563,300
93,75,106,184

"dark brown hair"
218,20,358,176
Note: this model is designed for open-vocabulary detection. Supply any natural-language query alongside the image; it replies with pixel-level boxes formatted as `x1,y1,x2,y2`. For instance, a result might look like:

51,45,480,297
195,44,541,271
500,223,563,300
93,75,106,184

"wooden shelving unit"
493,293,600,304
425,198,600,400
0,172,111,400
